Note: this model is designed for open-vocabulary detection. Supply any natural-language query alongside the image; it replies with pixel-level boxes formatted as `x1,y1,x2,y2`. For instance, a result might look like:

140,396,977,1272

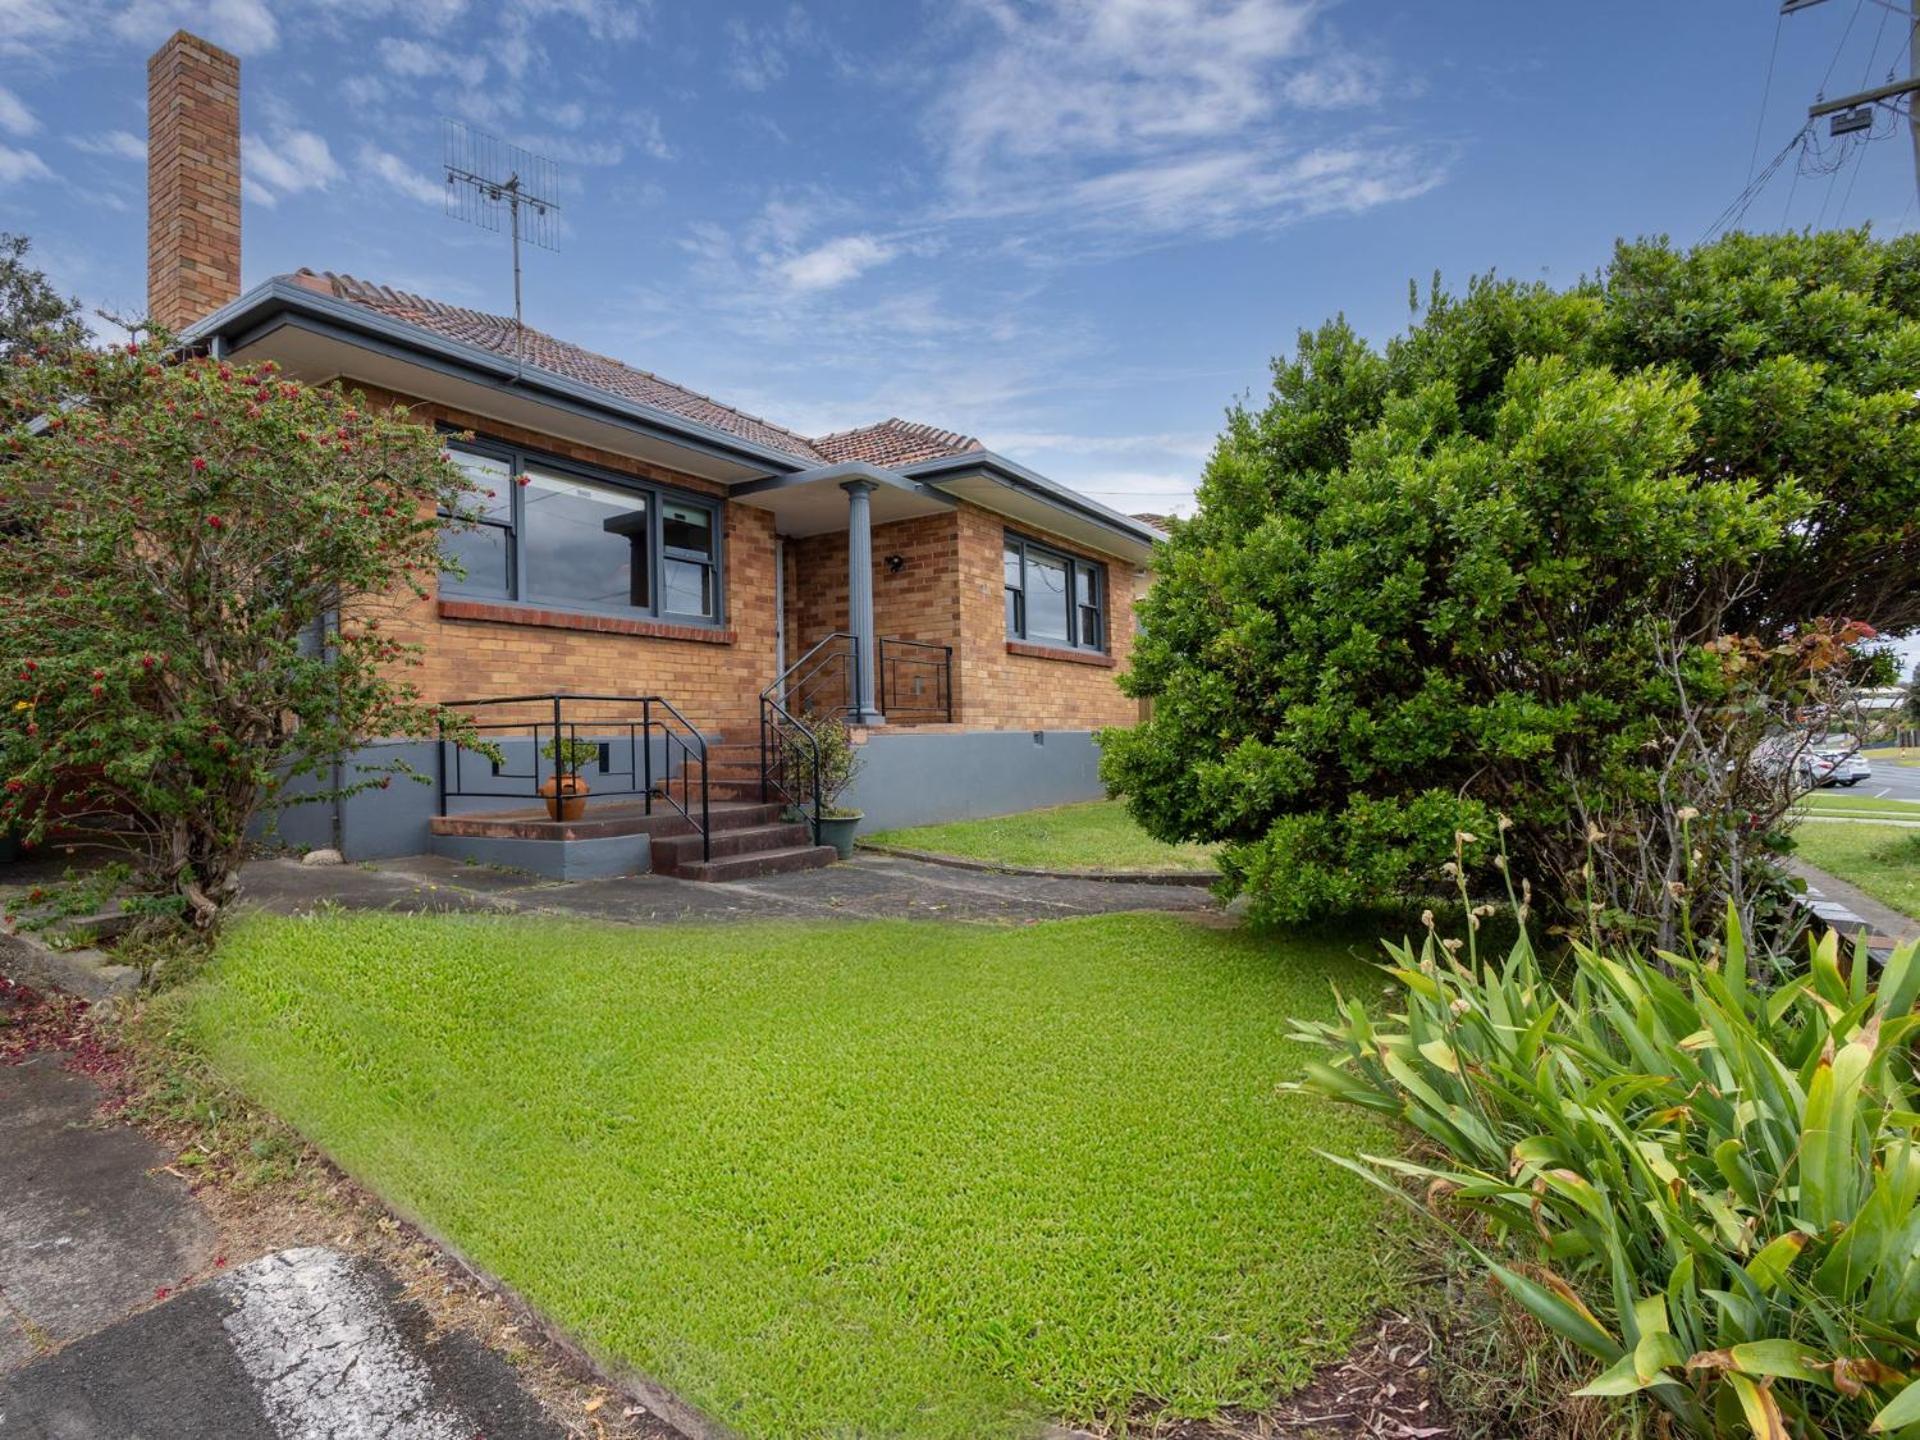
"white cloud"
243,128,343,206
110,0,280,55
381,35,486,86
928,0,1436,239
777,234,896,291
359,143,444,206
0,0,70,58
0,85,36,137
70,129,146,162
0,141,51,185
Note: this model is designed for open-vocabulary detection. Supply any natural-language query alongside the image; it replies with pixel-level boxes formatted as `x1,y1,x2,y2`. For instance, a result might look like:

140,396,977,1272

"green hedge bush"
1290,901,1920,1438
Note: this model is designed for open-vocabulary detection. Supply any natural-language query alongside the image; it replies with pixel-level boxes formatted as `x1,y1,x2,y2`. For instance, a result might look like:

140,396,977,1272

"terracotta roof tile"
811,418,985,468
294,270,830,464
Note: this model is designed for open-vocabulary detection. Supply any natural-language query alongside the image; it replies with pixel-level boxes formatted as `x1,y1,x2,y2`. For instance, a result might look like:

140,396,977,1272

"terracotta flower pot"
538,774,591,822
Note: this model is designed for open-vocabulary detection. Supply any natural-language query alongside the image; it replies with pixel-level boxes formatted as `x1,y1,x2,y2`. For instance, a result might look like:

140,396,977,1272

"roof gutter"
901,450,1164,550
730,459,951,501
180,279,813,477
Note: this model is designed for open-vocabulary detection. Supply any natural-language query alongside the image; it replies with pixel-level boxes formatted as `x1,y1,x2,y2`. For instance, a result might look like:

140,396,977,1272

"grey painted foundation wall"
253,733,689,861
255,728,1110,860
841,729,1107,833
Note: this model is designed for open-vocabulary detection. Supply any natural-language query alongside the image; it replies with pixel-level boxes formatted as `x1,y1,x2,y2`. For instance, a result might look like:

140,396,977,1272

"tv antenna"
442,119,562,369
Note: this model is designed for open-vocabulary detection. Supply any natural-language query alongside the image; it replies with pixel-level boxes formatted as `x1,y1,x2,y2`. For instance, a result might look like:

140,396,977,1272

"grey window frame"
1003,531,1106,653
438,433,725,626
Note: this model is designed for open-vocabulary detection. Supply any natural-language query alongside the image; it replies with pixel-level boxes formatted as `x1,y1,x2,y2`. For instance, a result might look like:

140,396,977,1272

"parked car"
1807,735,1872,788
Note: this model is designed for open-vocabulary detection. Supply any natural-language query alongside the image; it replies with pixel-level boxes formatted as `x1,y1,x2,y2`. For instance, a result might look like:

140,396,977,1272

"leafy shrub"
1290,896,1920,1439
784,713,862,817
0,333,481,930
541,735,599,780
1101,229,1920,940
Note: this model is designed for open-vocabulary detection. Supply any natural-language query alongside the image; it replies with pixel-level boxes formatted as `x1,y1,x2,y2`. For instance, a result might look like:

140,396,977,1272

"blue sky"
2,0,1918,551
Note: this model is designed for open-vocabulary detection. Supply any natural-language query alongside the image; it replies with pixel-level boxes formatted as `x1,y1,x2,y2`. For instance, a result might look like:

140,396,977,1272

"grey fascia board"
730,460,954,502
182,280,810,476
902,450,1163,547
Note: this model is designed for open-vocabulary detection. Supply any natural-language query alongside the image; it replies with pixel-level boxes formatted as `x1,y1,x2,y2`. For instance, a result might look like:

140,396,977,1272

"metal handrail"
761,631,859,712
758,692,823,835
435,691,711,861
876,638,953,723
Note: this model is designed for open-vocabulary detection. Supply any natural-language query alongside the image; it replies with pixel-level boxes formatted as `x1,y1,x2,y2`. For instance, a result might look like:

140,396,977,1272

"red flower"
191,457,208,472
153,1286,170,1301
378,775,392,790
206,515,224,530
141,655,156,670
517,473,531,486
218,365,233,381
90,684,105,699
4,779,23,793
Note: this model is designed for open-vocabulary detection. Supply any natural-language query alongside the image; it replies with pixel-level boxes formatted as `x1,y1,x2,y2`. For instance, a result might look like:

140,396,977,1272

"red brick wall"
349,387,781,739
342,384,1138,737
952,503,1139,731
147,31,242,334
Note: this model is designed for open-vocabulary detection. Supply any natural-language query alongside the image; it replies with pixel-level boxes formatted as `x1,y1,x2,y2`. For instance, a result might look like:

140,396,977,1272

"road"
1834,756,1920,803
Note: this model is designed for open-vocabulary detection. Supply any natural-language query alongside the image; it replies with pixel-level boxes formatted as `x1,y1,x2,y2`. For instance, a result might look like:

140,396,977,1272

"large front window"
1003,533,1104,652
440,439,721,622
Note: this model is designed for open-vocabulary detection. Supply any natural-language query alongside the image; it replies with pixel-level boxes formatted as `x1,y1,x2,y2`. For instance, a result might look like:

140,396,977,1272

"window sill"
1005,640,1114,668
439,597,735,644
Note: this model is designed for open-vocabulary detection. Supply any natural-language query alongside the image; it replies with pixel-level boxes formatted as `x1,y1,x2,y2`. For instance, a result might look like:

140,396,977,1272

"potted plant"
538,735,597,821
784,715,863,859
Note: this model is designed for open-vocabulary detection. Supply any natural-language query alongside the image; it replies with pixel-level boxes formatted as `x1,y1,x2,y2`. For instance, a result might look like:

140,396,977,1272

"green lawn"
1796,792,1920,821
1794,822,1920,923
866,799,1218,873
189,912,1403,1440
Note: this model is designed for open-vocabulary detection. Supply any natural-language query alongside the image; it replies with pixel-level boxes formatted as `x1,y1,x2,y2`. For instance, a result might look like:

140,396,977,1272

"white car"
1807,739,1872,788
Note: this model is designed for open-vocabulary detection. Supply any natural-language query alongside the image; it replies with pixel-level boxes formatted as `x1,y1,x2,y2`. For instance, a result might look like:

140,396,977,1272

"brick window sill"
439,598,735,644
1005,641,1115,668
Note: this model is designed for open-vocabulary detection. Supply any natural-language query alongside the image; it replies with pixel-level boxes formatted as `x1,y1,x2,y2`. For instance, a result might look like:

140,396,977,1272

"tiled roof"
289,270,830,464
1129,512,1174,531
811,418,985,468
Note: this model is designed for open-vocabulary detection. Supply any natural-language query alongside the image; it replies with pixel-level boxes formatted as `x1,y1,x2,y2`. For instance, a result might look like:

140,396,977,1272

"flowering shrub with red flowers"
0,334,484,931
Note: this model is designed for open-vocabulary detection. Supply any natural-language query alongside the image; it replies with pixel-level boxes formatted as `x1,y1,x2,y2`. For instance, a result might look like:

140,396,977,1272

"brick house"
147,32,1162,877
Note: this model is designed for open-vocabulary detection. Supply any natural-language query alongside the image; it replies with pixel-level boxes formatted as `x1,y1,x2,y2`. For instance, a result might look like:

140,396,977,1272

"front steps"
427,787,836,882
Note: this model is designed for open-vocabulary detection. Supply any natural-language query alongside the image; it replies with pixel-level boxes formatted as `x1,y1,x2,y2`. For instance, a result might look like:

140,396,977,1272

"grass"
1795,792,1920,822
188,911,1405,1440
1793,822,1920,923
866,799,1218,873
1861,746,1920,767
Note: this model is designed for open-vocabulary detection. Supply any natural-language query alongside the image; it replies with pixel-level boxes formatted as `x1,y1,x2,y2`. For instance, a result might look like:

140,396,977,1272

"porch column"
842,478,884,725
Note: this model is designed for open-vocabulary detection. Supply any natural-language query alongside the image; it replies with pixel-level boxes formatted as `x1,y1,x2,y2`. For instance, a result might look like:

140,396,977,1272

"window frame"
438,432,725,627
1002,531,1106,653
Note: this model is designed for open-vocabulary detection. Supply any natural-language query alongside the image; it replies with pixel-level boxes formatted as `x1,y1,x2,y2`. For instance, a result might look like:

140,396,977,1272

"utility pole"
1786,0,1920,205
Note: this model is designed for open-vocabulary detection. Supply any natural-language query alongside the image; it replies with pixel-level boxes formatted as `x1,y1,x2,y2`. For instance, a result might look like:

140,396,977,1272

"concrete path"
1787,857,1919,947
230,851,1219,927
0,1053,570,1439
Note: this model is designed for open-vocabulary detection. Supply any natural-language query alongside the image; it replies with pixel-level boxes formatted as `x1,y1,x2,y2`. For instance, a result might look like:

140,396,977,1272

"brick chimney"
147,31,241,334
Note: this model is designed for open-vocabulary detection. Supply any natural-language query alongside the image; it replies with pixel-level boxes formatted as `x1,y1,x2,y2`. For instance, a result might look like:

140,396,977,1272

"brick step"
677,761,764,785
431,799,782,842
670,844,838,883
650,822,814,873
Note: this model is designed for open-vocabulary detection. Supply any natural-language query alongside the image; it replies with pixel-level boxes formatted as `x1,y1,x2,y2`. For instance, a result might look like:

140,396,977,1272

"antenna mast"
442,120,562,372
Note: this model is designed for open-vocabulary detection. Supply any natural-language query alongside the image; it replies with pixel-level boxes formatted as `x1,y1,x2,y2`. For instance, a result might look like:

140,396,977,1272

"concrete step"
671,844,838,883
650,822,814,873
430,799,782,841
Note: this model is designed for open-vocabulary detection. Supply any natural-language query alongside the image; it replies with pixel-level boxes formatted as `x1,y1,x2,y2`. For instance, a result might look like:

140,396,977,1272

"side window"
1003,533,1106,652
440,449,514,598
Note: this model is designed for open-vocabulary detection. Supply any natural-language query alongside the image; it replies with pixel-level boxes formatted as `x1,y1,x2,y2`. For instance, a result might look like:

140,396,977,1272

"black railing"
759,634,857,834
877,638,953,723
435,692,711,861
771,631,859,718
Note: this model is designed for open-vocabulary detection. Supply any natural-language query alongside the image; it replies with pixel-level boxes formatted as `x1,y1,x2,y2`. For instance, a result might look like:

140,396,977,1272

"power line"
1750,10,1787,182
1703,123,1811,241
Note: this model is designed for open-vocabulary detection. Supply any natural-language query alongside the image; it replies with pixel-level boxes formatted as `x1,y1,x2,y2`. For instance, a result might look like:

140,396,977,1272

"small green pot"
812,812,862,861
